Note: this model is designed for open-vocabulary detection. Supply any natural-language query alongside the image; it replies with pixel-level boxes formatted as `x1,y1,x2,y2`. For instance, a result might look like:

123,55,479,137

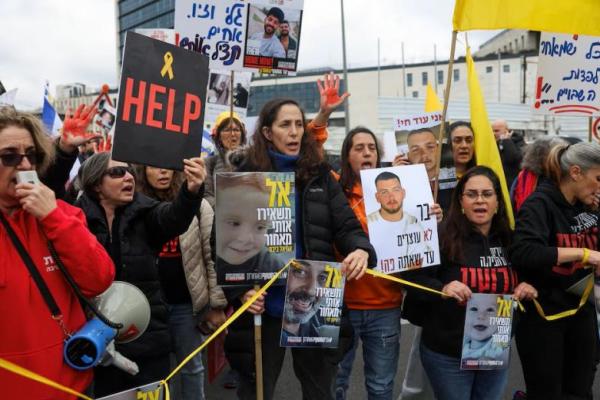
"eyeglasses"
462,190,496,200
104,166,134,179
0,152,39,167
221,127,242,134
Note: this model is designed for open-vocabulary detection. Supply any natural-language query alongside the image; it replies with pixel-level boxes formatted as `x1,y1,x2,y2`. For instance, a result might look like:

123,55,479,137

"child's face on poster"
217,186,269,265
465,295,497,342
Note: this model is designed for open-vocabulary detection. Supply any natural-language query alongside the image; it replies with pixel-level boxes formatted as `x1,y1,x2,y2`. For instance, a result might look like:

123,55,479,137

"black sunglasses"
0,152,39,167
104,166,134,179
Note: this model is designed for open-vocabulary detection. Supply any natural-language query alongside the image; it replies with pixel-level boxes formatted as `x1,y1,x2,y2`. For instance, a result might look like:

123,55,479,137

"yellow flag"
453,0,600,37
466,47,515,228
424,84,443,112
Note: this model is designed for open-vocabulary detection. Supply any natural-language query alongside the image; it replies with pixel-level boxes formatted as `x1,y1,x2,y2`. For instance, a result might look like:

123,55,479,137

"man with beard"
281,260,340,347
278,20,297,59
248,7,286,58
367,171,429,269
368,171,417,224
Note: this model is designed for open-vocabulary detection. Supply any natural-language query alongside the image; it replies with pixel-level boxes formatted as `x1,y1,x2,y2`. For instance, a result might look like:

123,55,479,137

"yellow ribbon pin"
160,52,174,80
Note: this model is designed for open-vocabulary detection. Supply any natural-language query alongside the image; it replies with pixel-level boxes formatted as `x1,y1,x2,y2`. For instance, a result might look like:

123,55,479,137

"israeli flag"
42,82,62,136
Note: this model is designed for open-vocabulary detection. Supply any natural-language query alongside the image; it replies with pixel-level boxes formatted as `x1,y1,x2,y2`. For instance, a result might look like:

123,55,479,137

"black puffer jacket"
222,151,376,374
77,185,202,360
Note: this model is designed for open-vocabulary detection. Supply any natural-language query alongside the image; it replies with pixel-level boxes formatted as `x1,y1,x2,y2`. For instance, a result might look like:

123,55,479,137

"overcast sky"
0,0,499,110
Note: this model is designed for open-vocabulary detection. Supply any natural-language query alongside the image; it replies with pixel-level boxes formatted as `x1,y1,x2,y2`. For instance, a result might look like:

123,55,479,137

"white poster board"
382,112,443,162
204,69,252,130
361,164,440,274
174,0,248,71
535,33,600,116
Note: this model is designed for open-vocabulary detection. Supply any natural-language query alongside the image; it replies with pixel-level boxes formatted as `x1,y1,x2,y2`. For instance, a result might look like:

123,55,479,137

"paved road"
200,323,599,400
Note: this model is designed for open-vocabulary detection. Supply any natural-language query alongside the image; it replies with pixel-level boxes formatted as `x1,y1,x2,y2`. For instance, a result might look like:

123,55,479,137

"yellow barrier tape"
0,358,93,400
531,274,594,321
368,267,592,321
366,268,446,296
160,260,292,398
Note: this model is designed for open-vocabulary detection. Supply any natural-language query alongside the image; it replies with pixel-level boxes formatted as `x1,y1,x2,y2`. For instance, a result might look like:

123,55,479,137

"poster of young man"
243,0,303,74
112,31,209,170
174,0,248,71
280,260,345,348
361,164,440,273
215,172,295,286
460,294,513,370
204,69,251,130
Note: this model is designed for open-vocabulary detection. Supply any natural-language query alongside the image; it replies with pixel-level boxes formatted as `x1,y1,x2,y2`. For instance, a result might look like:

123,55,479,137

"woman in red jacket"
0,107,115,399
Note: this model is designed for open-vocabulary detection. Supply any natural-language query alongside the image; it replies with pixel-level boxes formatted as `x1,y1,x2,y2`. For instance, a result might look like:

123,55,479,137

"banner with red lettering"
113,31,209,170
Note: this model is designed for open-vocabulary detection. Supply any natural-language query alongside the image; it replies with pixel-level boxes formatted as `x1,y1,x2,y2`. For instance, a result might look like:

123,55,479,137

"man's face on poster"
284,262,328,324
280,22,290,36
375,178,405,215
264,14,281,35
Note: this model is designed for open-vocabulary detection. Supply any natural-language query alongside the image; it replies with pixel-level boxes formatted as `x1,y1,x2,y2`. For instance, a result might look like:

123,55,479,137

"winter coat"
180,199,226,313
0,202,114,399
511,180,599,315
222,150,376,374
76,185,202,362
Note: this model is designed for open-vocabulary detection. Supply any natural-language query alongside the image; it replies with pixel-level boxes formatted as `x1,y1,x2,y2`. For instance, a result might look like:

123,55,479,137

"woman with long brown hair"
223,98,376,400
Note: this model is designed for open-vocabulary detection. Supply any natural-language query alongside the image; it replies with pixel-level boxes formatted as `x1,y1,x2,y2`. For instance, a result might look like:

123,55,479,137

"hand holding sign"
60,104,101,153
183,157,207,193
342,248,369,280
317,72,350,116
442,280,472,303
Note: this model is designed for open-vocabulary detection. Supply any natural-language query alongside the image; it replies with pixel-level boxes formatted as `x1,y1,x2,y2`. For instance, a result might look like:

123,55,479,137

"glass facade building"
116,0,175,63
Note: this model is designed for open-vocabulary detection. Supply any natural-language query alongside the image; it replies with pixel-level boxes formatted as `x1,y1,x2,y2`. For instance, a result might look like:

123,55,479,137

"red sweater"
0,201,115,399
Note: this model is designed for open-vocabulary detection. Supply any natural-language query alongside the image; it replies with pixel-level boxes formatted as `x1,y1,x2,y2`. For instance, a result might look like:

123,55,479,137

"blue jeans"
335,308,401,400
167,303,205,400
420,343,508,400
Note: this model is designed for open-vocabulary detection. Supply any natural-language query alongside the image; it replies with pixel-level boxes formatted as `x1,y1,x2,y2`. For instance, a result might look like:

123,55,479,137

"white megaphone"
64,281,151,375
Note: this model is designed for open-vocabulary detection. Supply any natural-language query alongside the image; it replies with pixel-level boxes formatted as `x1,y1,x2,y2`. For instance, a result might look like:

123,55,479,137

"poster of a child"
215,172,295,286
461,293,512,370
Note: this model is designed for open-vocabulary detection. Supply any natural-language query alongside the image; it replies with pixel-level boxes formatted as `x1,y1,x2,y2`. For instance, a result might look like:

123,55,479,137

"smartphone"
16,171,40,185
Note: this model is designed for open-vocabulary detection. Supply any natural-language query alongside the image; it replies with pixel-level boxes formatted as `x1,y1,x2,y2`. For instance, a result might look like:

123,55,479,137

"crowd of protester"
1,71,600,400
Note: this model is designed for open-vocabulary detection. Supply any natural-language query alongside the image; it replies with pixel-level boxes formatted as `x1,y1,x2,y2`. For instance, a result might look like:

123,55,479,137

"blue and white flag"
42,81,62,136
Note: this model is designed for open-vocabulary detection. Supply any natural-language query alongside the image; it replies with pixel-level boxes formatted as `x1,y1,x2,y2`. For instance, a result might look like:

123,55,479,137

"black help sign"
113,31,209,170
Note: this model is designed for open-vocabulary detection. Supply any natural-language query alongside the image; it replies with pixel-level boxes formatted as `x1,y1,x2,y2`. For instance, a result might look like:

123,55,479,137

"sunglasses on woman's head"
104,166,134,179
0,151,39,167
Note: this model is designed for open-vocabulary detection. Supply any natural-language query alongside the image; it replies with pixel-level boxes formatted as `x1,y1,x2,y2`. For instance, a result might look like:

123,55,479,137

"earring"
461,208,465,214
495,208,498,214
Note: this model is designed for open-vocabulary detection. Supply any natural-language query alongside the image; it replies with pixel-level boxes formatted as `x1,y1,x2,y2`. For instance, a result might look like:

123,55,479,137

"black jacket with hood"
76,185,202,361
408,227,517,358
221,149,377,374
510,180,599,315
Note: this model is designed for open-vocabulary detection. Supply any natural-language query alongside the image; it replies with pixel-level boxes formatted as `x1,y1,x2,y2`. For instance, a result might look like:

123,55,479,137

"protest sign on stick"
112,32,209,170
534,33,600,116
361,165,440,274
215,172,295,286
460,294,513,370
